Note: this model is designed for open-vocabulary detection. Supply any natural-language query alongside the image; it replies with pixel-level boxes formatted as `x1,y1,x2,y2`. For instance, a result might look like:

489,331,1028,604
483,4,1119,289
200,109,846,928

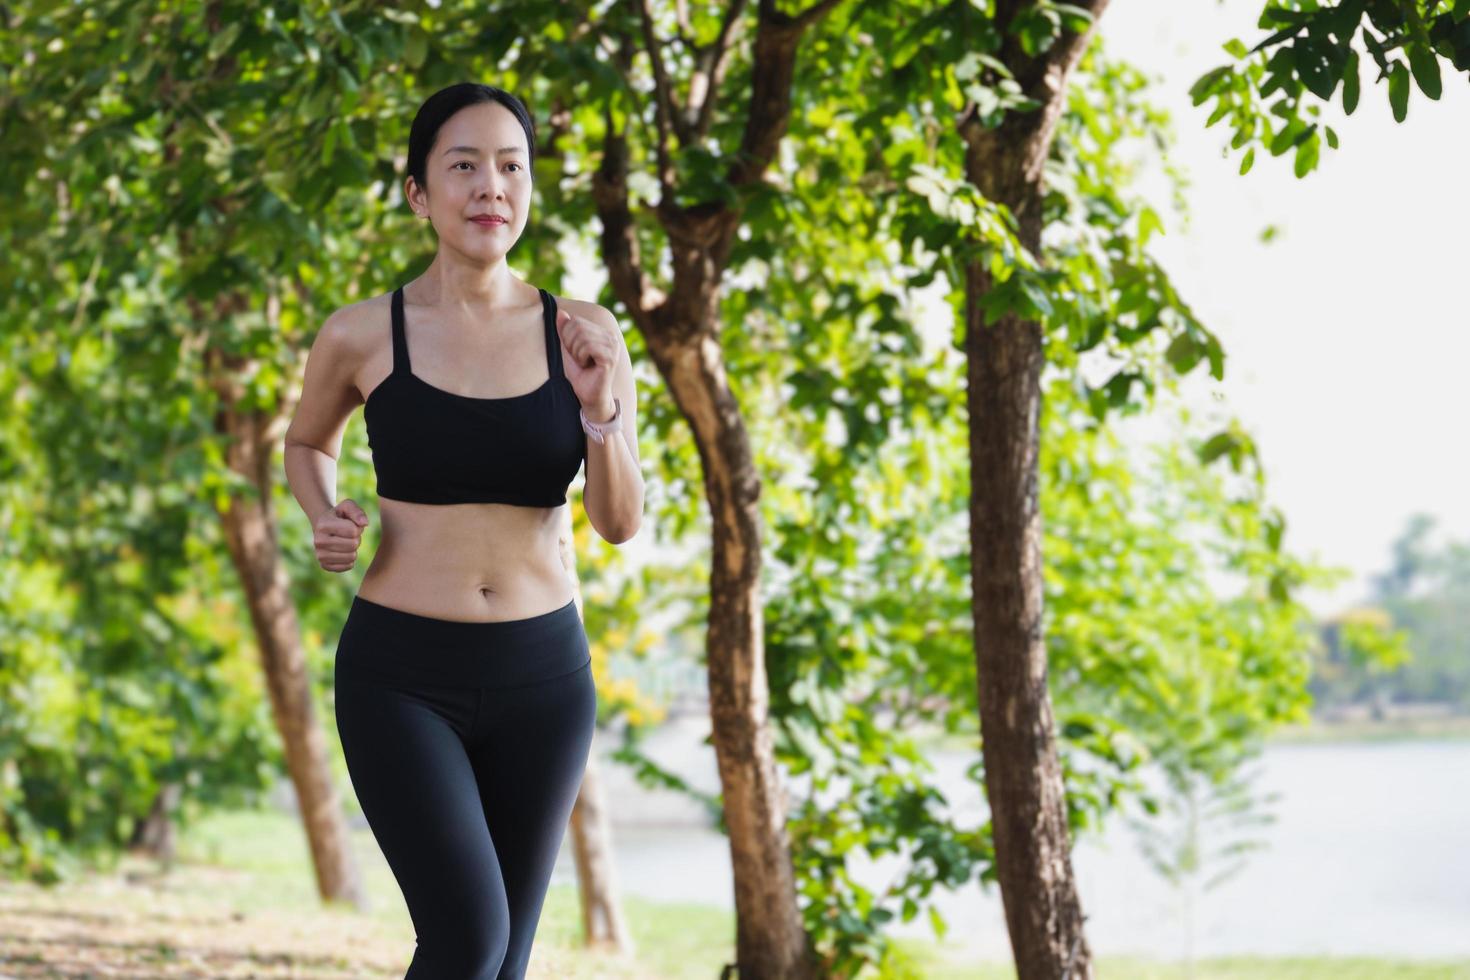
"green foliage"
0,272,289,882
719,22,1337,971
1336,610,1414,675
1043,42,1231,419
0,1,1429,974
0,512,281,883
1190,1,1470,176
1044,369,1336,829
602,27,1340,955
0,0,582,883
1311,515,1470,709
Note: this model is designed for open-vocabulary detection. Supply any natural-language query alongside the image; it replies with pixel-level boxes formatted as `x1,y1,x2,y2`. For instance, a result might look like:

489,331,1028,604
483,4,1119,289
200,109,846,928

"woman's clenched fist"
314,499,370,572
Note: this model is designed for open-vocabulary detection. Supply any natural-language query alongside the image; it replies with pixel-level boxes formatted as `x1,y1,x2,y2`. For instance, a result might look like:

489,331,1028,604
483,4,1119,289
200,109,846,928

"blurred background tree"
3,1,1466,978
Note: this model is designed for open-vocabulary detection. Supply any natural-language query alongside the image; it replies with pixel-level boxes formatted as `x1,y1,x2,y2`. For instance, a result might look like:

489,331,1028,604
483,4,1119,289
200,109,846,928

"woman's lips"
470,217,506,227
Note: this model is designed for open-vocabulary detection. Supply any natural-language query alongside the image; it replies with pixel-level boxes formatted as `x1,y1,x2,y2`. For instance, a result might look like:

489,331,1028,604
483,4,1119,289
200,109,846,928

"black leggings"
333,592,597,980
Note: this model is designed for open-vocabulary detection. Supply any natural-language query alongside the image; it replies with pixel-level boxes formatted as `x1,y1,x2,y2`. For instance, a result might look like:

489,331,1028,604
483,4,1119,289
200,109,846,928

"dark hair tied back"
406,82,536,197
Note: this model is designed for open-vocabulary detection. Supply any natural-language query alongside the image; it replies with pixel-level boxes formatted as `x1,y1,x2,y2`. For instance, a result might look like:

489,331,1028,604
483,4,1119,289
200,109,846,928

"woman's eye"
455,161,473,171
506,163,522,172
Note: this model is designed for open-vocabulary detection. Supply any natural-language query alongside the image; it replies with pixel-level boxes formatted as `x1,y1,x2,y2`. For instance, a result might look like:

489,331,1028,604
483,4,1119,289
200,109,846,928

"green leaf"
1293,130,1319,178
1188,66,1233,106
1269,121,1300,156
975,53,1015,79
321,119,338,166
1264,513,1286,551
1342,50,1360,115
1198,431,1237,465
1388,61,1410,122
1062,716,1096,739
1012,6,1058,58
208,22,242,62
1450,20,1470,72
1165,332,1203,374
928,903,949,940
1204,331,1226,380
1268,571,1291,602
1137,206,1164,247
1407,41,1443,100
1052,3,1096,33
1292,37,1336,100
1239,146,1256,175
405,27,429,69
1104,370,1140,407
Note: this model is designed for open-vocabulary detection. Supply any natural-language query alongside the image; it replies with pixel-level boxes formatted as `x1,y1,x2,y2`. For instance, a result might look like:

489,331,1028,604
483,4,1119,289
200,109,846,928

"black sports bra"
362,285,586,507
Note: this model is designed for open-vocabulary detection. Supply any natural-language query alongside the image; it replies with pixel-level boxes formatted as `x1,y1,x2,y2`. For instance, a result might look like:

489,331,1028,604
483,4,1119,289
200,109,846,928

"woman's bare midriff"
345,283,580,624
356,497,576,623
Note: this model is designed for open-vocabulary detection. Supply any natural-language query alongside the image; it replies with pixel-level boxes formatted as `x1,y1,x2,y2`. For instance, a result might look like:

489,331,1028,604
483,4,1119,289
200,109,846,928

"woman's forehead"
442,102,524,143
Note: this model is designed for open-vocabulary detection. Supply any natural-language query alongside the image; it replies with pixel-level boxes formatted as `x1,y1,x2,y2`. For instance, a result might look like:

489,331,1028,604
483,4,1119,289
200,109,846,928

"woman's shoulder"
547,291,619,330
304,293,397,388
320,291,395,342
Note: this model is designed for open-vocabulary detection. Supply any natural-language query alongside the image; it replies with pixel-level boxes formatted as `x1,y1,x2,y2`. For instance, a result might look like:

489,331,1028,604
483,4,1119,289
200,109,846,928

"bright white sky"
1094,0,1470,615
565,1,1468,618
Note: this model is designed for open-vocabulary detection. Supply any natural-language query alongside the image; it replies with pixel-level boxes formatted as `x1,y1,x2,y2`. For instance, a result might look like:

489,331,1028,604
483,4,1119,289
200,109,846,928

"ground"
0,807,1466,979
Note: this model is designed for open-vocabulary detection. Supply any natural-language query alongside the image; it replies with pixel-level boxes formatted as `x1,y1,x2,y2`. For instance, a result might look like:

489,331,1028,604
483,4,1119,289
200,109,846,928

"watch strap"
580,397,623,444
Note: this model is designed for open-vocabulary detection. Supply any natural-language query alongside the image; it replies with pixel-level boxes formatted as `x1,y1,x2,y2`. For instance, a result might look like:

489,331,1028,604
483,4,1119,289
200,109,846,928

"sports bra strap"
390,286,411,376
539,288,564,380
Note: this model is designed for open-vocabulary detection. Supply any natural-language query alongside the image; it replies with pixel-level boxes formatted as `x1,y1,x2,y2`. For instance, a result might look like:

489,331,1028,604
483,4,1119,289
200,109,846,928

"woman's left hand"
555,306,618,419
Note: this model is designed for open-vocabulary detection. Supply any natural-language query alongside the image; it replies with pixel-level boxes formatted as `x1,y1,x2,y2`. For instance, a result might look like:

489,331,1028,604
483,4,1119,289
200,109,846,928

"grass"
0,806,1465,978
884,948,1470,980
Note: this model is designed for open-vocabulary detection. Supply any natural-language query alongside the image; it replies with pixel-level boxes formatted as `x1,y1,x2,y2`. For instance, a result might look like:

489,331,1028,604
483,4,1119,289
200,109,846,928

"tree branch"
636,0,683,196
594,57,660,332
727,0,845,192
692,0,751,140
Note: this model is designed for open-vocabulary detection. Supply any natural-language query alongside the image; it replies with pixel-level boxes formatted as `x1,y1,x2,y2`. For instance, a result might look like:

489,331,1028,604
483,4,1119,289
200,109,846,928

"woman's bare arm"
283,307,365,526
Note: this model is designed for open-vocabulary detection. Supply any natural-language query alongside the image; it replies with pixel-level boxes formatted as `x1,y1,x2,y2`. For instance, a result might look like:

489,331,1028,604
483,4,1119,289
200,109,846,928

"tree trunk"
593,92,821,980
127,782,182,862
596,245,821,980
569,759,634,952
964,269,1092,980
588,4,843,973
158,2,367,911
206,338,366,912
556,509,634,954
662,333,819,980
959,3,1111,977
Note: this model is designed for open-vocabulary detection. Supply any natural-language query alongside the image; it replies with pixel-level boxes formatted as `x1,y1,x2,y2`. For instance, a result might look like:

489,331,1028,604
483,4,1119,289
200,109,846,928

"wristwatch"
580,398,623,444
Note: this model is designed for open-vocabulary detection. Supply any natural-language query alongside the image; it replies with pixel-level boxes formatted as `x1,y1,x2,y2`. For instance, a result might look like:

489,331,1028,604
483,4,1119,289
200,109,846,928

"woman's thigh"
470,660,598,977
334,672,512,969
332,592,596,977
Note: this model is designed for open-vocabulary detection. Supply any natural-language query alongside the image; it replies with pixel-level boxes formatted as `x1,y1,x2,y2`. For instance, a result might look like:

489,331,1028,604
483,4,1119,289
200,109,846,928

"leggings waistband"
336,593,589,689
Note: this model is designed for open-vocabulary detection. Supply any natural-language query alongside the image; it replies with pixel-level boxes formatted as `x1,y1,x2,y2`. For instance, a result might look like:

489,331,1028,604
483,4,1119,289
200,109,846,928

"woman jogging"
282,81,644,979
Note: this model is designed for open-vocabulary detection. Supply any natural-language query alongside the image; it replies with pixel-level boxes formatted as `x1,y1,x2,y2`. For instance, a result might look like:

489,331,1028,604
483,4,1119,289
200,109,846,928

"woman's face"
408,101,533,259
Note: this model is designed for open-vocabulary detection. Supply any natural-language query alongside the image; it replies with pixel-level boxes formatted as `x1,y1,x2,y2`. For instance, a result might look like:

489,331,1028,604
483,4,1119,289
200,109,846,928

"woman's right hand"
314,499,370,573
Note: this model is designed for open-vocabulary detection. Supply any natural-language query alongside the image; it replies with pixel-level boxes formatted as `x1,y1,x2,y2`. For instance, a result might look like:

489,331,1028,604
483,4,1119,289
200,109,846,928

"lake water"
551,717,1470,960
